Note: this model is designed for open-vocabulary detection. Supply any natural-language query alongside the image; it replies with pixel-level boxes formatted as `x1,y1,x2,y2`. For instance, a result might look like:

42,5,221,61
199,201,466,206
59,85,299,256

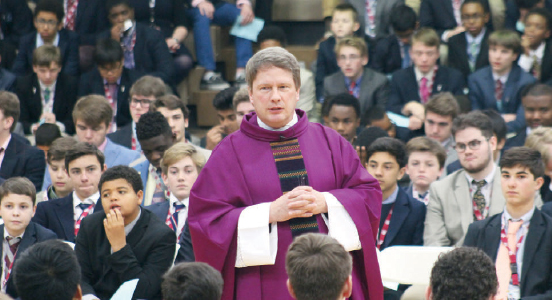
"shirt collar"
414,66,435,82
36,32,59,47
257,112,298,132
382,184,400,205
344,73,363,87
38,80,56,92
169,193,189,207
503,205,535,224
98,138,108,152
466,27,486,44
103,77,122,86
124,207,141,236
0,134,11,152
492,71,510,84
465,163,497,185
529,42,546,58
72,191,99,207
3,227,24,240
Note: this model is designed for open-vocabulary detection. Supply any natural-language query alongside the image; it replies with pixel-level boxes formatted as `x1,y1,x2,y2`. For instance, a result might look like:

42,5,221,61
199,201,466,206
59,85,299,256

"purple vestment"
189,110,383,300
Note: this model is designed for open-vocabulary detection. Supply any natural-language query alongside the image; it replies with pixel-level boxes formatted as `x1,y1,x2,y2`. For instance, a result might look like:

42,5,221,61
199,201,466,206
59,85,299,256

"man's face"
129,94,155,123
140,135,173,169
249,66,299,129
501,165,542,207
157,107,188,143
331,11,360,39
0,194,35,237
337,46,367,81
235,101,255,125
101,178,143,225
75,120,108,147
217,109,239,135
406,151,443,189
67,154,104,200
98,61,124,84
34,11,62,42
366,152,404,199
162,156,199,201
48,159,73,195
424,112,453,143
524,14,550,48
410,41,439,74
33,62,61,86
75,120,109,147
489,45,518,75
324,105,359,142
108,4,134,25
523,94,552,128
461,2,489,37
454,127,496,174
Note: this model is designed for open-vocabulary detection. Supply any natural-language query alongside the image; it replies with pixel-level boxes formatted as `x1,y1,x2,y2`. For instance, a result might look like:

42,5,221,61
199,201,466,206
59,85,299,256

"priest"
188,47,383,300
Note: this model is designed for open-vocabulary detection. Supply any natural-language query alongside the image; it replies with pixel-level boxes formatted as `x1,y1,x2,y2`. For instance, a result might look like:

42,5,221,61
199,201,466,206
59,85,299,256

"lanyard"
74,204,95,236
377,205,394,249
2,248,18,289
500,220,528,286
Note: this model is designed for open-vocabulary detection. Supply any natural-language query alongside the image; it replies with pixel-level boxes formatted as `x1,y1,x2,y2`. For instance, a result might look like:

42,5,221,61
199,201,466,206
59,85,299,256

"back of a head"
286,233,352,300
35,123,62,147
390,4,417,32
257,25,287,47
354,126,389,149
162,262,223,300
14,239,81,300
136,111,173,141
94,38,124,66
130,75,167,98
430,247,497,300
213,87,239,111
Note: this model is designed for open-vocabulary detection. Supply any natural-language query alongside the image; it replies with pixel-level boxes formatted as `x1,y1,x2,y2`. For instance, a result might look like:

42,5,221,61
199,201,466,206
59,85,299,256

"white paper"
110,279,139,300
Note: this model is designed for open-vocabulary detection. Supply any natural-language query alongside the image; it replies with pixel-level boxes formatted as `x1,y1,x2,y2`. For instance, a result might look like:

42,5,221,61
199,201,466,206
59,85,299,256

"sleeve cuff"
323,192,362,252
236,202,278,267
441,30,450,43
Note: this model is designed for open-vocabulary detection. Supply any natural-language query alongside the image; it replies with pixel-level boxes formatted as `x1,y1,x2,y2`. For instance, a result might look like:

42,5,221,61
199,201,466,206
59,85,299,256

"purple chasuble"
188,109,384,300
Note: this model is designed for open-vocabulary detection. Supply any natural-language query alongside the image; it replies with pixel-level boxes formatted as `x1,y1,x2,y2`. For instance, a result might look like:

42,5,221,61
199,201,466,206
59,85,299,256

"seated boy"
185,0,253,89
15,45,78,135
364,137,426,250
232,87,255,125
323,37,389,117
200,87,240,150
464,147,552,300
372,5,417,75
404,136,446,205
131,111,175,205
36,137,77,203
33,142,106,242
75,165,176,300
0,177,57,298
518,7,552,82
316,3,360,101
469,29,535,133
11,0,79,76
448,0,491,79
34,123,61,157
108,75,167,151
322,93,361,144
78,38,138,132
386,28,465,130
147,142,206,240
161,262,223,300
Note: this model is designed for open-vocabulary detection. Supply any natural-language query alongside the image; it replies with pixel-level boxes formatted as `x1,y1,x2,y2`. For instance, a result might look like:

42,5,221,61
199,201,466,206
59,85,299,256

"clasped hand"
269,186,327,223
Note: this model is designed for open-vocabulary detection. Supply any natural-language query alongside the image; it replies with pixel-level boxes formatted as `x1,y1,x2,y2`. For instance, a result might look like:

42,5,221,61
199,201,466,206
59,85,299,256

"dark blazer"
448,30,491,79
73,0,110,45
1,222,57,299
346,0,404,39
464,209,552,299
0,40,16,70
131,0,190,38
379,187,426,250
12,29,80,76
0,69,16,92
107,122,133,149
99,23,175,83
419,0,492,39
323,67,389,117
539,40,552,84
75,208,176,300
504,128,527,152
541,176,552,205
505,0,552,32
0,136,45,190
446,159,462,175
145,201,170,223
32,194,104,242
386,66,466,114
175,221,194,263
372,35,403,75
78,68,139,128
543,201,552,216
0,0,33,47
15,73,78,135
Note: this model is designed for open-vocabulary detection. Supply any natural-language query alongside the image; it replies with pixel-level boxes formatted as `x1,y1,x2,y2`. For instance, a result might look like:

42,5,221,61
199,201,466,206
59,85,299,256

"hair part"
161,142,206,175
488,30,523,54
424,92,460,119
0,177,36,206
500,147,545,179
32,45,62,67
365,137,407,168
406,136,447,169
98,165,143,194
72,95,113,128
154,94,190,119
64,142,105,172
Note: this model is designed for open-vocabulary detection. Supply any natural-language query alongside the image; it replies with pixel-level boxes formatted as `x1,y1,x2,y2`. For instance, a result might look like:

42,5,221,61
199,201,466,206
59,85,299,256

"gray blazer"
424,167,543,246
323,67,389,117
346,0,405,39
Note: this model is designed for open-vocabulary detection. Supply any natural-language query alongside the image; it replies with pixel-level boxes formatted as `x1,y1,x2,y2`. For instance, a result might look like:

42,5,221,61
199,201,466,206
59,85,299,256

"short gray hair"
245,47,301,90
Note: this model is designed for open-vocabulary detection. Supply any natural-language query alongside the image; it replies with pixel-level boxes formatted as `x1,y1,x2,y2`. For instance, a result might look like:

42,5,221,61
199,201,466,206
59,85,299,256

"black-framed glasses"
453,138,489,153
130,98,153,107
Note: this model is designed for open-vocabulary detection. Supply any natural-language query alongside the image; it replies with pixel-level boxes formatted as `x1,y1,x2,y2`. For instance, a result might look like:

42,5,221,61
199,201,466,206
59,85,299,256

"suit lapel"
94,197,104,213
383,188,410,247
58,30,68,62
521,210,546,290
55,196,76,241
53,75,64,115
483,215,502,260
406,67,421,101
456,33,470,72
481,68,497,109
454,170,474,234
358,68,372,113
476,30,490,68
0,139,18,179
503,66,521,107
32,75,42,117
432,68,446,94
15,223,36,262
126,209,149,247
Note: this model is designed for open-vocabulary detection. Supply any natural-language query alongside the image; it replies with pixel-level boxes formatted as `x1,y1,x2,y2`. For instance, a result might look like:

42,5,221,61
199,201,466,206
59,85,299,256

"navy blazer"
541,176,552,205
0,0,33,47
175,221,195,263
447,30,490,79
78,68,138,128
386,66,466,115
107,123,133,149
12,29,79,76
464,209,552,299
98,23,175,84
146,201,170,223
504,128,527,152
1,222,57,299
379,187,426,250
372,35,403,75
32,194,104,242
131,0,190,38
15,73,78,135
74,0,110,45
0,69,16,92
0,135,45,190
419,0,492,38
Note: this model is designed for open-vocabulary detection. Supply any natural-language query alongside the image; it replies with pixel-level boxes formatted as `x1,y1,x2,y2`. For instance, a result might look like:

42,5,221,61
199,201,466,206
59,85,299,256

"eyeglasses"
36,18,58,27
130,98,153,107
453,138,489,153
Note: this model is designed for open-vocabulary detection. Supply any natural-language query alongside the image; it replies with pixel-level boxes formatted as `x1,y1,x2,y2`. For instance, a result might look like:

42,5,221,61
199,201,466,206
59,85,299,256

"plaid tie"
4,237,20,278
348,80,356,96
472,179,487,215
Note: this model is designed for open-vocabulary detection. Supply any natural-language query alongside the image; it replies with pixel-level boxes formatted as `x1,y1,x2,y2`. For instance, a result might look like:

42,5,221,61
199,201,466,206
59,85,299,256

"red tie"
420,77,430,104
348,81,356,96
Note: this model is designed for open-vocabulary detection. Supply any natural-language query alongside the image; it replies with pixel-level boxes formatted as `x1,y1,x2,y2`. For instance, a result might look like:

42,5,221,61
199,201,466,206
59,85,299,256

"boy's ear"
74,285,83,300
535,176,545,191
32,203,37,218
286,279,297,299
161,172,169,186
136,190,144,206
353,22,360,32
484,12,490,23
397,166,406,181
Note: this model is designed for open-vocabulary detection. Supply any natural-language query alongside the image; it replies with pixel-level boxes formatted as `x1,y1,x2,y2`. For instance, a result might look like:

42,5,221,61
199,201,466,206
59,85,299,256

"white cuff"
235,203,278,267
518,54,533,72
55,121,66,133
323,192,362,252
82,294,99,300
441,30,450,43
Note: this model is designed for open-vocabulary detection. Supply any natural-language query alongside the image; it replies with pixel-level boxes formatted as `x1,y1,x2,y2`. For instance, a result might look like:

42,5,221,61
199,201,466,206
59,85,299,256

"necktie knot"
5,236,20,246
174,203,186,212
472,179,487,189
78,203,92,210
508,219,523,234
